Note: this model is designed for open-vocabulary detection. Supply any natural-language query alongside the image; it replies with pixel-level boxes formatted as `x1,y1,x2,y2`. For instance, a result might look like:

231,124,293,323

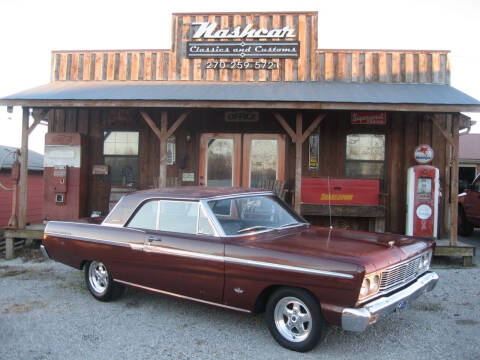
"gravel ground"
1,234,480,360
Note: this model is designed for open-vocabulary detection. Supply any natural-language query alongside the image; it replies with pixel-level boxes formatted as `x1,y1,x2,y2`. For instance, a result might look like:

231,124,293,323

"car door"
140,199,225,303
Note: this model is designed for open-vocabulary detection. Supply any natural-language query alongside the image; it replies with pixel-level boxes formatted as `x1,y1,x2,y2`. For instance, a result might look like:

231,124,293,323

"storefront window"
345,134,386,186
103,131,139,186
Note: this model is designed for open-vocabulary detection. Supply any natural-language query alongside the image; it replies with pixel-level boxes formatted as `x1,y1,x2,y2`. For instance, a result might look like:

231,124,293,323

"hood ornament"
388,240,395,247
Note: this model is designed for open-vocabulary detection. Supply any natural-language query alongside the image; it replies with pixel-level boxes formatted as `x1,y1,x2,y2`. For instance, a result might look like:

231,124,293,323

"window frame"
103,131,140,186
125,198,219,237
344,133,387,189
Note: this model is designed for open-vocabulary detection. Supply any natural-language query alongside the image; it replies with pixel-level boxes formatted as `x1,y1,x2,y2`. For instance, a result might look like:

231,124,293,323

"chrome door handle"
147,236,162,242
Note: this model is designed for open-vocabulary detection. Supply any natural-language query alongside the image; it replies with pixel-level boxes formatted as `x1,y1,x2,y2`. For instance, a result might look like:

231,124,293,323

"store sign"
192,22,296,39
187,41,299,59
309,133,319,170
187,21,299,60
351,112,386,125
414,144,434,164
225,111,259,122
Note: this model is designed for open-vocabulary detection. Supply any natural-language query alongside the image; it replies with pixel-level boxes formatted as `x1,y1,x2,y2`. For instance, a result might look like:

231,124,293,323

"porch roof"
1,81,480,112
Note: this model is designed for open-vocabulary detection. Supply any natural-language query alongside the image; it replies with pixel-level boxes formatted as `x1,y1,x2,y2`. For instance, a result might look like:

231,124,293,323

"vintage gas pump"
43,133,87,221
406,145,440,238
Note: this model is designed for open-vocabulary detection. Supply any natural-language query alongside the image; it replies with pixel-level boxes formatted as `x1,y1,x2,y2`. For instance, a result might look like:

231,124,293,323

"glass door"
242,134,285,187
199,134,241,187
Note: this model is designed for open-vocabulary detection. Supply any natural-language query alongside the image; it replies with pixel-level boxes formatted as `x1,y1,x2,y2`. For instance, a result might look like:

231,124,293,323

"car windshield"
207,195,306,235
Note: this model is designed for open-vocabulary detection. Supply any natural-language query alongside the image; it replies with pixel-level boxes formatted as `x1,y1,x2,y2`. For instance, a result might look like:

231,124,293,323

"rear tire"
458,207,474,236
266,287,326,352
84,261,124,301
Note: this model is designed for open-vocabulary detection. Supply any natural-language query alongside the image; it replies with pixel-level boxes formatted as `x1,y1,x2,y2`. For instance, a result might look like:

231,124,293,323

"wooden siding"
0,172,43,227
50,13,450,84
47,108,452,236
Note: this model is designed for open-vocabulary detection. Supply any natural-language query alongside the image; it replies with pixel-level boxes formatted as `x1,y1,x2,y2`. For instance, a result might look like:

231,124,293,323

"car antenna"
327,176,333,230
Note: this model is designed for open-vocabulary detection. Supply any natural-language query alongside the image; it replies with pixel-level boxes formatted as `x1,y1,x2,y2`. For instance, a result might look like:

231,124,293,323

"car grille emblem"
234,287,244,294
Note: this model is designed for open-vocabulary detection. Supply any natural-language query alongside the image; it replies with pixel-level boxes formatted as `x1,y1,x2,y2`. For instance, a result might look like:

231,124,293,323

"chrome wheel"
88,261,109,295
274,296,312,342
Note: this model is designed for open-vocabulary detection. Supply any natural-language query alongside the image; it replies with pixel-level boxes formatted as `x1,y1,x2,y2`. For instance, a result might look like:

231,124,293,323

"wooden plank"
219,15,230,82
450,115,459,246
181,17,191,80
405,53,414,82
431,115,454,146
284,15,294,81
392,52,401,82
83,53,91,80
294,113,303,213
70,53,79,80
351,52,359,82
310,15,318,81
419,53,427,82
434,246,474,257
18,107,29,229
118,52,127,80
107,52,115,80
378,52,388,82
324,52,334,81
131,52,139,80
140,111,162,139
77,109,89,135
301,204,386,217
143,52,152,80
4,229,45,240
364,52,373,82
59,54,68,80
156,52,164,80
65,109,77,132
159,111,168,187
444,114,452,235
94,52,103,80
337,53,346,81
297,14,307,81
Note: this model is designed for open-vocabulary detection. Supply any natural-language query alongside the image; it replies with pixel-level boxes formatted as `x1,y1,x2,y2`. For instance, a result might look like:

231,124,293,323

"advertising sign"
414,144,434,164
351,112,386,125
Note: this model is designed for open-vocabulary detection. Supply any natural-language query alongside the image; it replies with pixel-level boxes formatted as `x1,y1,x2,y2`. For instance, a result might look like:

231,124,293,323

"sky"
0,0,479,154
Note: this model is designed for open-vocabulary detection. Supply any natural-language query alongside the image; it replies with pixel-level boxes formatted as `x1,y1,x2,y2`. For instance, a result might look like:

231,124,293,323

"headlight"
418,250,432,272
358,271,382,301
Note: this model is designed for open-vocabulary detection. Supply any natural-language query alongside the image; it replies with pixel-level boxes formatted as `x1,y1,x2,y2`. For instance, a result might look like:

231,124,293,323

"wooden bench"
434,239,475,267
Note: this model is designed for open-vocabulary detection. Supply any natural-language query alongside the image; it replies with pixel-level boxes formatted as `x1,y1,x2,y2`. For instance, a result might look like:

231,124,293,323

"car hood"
245,225,435,273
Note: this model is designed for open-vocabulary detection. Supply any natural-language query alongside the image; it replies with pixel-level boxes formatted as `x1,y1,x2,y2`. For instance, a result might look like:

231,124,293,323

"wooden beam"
159,111,168,188
294,113,303,213
450,114,459,246
429,114,454,146
3,99,480,113
140,111,162,139
18,107,29,229
28,109,50,136
165,111,190,139
273,112,297,142
300,113,326,143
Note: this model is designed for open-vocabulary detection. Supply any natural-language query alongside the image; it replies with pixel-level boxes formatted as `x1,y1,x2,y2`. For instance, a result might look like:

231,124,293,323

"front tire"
84,261,123,301
266,287,326,352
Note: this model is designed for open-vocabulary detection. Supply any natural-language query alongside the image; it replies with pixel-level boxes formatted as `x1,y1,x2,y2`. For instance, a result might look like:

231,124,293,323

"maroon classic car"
42,187,438,352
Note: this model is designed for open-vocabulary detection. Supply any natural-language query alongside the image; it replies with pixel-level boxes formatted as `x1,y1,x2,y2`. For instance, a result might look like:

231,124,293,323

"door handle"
147,235,162,243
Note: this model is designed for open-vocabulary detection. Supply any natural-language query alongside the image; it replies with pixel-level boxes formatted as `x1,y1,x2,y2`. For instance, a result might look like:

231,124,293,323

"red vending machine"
405,145,440,238
43,133,88,221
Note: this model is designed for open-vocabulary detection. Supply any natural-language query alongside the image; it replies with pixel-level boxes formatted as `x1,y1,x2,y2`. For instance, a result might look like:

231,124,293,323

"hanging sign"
309,133,320,170
414,144,434,164
167,136,176,165
351,112,386,125
225,111,259,122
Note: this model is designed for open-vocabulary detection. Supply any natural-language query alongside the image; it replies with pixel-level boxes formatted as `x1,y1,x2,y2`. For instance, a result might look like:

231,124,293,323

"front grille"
380,256,422,291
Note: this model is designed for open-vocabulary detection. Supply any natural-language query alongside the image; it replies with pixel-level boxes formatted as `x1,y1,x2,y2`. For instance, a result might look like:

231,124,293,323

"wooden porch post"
429,113,459,246
274,112,326,213
140,110,190,187
18,107,29,229
450,115,459,246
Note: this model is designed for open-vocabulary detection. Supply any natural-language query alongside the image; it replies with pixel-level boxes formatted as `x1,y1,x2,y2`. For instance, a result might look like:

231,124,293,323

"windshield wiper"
237,225,273,234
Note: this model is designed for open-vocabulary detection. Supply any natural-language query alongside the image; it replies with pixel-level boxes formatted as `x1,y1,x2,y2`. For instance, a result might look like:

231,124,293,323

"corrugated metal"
0,145,44,171
2,81,479,106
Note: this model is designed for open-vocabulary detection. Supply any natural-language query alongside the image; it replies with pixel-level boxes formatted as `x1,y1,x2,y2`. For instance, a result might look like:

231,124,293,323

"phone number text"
204,61,279,70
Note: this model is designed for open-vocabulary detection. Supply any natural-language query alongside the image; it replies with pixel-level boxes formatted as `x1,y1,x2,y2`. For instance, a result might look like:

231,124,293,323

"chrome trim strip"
114,279,251,313
224,256,354,279
46,230,352,279
44,231,131,248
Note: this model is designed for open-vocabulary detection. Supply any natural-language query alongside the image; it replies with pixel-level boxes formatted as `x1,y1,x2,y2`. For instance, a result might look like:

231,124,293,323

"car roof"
124,186,271,200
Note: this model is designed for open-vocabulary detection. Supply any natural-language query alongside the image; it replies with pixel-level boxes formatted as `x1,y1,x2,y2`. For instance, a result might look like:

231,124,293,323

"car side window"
159,200,199,234
474,176,480,192
126,200,159,230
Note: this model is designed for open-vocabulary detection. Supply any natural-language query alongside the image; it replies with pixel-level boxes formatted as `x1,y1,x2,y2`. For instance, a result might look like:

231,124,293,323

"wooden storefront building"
2,11,480,242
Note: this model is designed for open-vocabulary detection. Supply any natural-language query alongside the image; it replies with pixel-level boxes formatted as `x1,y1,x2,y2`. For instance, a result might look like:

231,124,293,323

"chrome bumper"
342,271,439,332
40,245,50,260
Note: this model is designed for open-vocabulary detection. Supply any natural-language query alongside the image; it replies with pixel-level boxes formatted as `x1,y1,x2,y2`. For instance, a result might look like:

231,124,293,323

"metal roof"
1,81,480,111
0,145,44,171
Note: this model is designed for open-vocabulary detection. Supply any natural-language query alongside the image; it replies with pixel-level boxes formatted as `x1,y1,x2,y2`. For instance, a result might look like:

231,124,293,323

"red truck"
458,174,480,236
